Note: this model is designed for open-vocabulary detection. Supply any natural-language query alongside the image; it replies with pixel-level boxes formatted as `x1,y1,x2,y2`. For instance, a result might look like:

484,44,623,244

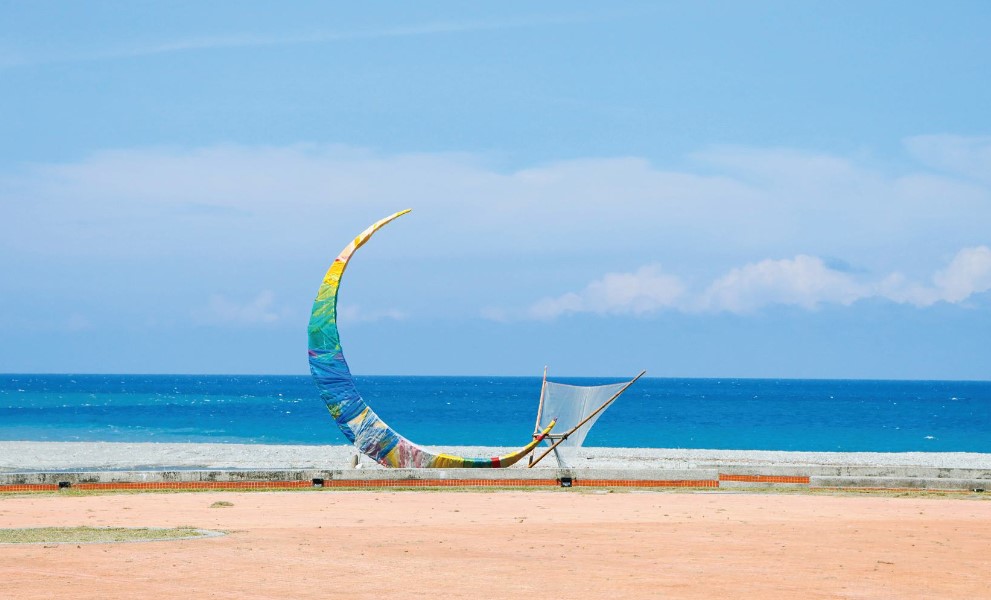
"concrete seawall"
3,466,988,493
2,442,989,492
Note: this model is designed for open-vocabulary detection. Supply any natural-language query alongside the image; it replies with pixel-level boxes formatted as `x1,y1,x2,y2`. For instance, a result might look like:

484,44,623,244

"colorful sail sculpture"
308,210,555,468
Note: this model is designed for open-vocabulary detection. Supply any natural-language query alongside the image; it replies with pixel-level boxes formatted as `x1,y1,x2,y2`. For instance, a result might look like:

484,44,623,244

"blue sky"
1,2,989,379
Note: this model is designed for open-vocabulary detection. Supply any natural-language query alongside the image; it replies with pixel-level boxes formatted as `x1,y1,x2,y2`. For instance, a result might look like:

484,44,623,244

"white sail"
531,371,644,468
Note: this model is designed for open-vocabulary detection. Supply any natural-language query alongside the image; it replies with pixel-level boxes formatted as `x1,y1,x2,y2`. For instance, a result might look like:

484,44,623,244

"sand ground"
2,490,990,599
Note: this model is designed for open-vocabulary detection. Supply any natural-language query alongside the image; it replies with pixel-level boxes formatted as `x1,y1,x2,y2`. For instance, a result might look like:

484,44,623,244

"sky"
1,2,990,379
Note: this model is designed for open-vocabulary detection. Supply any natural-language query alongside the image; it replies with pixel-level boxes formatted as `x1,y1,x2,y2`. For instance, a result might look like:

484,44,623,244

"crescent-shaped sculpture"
308,209,555,468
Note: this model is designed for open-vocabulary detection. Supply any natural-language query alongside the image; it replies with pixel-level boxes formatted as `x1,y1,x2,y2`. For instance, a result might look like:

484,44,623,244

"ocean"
1,374,988,452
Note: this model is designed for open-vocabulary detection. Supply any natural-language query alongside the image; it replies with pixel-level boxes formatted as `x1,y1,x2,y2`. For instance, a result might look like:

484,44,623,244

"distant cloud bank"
517,246,991,319
3,135,988,327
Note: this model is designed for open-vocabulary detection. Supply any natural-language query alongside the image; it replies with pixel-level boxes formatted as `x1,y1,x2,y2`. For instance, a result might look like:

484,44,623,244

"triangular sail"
530,371,644,468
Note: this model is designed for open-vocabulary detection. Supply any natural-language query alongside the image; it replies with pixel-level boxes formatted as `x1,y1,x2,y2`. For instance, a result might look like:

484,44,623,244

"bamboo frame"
528,370,646,468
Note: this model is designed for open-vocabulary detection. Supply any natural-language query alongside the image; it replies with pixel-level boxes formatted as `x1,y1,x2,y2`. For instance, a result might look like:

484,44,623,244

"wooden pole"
529,366,548,467
533,366,548,436
528,370,646,468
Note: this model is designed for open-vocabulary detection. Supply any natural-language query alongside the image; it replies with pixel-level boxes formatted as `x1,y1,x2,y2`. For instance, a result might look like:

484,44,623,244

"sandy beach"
2,489,990,599
3,443,991,598
4,441,991,472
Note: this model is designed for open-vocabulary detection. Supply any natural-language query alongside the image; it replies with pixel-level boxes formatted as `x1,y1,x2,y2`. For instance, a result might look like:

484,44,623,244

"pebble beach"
3,441,990,472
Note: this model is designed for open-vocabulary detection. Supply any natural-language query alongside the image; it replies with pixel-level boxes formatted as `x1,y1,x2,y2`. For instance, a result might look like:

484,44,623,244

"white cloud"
933,246,991,302
515,246,991,319
701,255,867,313
527,265,685,319
881,246,991,307
193,290,291,326
3,139,989,325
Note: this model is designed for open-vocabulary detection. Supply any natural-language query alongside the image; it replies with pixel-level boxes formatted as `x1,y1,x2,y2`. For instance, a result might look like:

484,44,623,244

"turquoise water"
1,374,988,452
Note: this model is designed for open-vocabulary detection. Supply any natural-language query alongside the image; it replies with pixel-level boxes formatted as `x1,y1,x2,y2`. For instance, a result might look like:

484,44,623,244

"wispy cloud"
9,137,986,263
193,291,292,326
904,135,991,183
337,305,407,324
1,13,615,69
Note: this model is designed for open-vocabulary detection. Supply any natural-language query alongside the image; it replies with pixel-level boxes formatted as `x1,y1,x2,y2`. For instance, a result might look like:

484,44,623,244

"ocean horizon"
1,374,989,453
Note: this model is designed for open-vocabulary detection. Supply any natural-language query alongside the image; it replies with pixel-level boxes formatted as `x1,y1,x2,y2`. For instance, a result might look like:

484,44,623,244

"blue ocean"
1,375,988,453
